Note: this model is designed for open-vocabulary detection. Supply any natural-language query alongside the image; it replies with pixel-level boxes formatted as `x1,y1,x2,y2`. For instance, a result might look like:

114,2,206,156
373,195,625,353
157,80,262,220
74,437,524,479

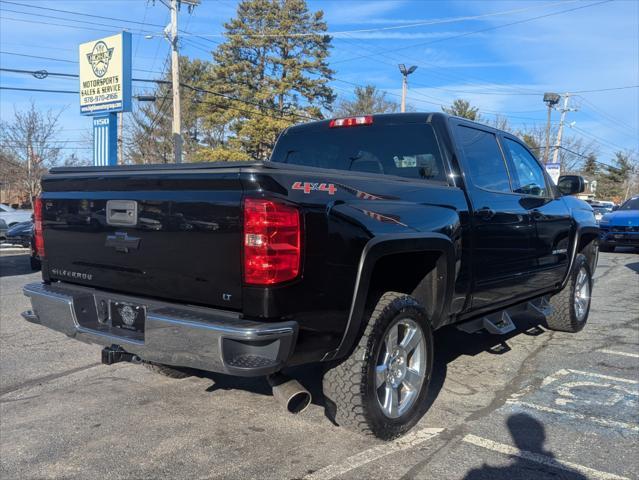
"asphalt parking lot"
1,248,638,480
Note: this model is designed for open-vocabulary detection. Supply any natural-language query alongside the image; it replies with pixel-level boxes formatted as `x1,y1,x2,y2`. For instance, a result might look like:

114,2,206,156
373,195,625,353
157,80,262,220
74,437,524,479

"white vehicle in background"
0,204,33,226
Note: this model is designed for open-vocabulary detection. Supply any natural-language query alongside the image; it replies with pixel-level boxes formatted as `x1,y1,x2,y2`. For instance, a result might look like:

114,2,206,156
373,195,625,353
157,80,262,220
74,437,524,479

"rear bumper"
22,282,297,376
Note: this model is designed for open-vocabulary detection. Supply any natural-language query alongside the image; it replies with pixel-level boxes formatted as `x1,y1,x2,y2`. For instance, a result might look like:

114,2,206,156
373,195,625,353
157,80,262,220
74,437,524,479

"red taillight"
243,198,300,285
329,115,373,128
34,196,45,258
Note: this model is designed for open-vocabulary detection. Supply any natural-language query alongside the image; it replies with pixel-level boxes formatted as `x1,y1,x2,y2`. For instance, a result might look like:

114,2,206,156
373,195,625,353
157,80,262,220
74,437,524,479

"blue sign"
93,114,118,166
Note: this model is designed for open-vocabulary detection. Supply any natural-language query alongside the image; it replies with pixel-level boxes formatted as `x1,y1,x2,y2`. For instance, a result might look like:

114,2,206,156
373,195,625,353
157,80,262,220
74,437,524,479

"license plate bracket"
110,301,146,333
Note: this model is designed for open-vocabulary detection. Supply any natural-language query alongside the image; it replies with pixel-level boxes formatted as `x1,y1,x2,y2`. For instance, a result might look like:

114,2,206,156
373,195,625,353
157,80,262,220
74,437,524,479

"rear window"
271,123,447,181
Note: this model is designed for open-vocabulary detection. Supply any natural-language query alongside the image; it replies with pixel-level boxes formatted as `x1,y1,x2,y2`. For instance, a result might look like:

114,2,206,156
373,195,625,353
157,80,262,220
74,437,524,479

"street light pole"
398,64,417,113
542,92,560,164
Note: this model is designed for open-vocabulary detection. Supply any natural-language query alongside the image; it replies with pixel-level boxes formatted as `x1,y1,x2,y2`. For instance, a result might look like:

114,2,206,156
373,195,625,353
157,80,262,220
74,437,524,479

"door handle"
531,209,545,221
476,207,496,220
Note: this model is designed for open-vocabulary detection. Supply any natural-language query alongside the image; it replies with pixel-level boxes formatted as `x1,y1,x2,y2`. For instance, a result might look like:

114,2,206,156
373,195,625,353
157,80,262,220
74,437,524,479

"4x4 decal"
292,181,336,195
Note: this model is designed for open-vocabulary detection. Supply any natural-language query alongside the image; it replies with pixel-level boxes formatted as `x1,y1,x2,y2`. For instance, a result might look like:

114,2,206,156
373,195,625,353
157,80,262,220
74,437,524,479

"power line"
332,0,612,66
0,51,165,75
143,0,576,38
0,51,75,64
0,6,157,32
0,15,140,34
0,86,77,94
0,1,164,28
1,67,318,122
327,1,614,101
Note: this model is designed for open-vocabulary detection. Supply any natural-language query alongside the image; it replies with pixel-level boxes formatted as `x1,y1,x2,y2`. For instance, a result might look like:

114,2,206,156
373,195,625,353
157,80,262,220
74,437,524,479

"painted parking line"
598,349,639,359
463,434,630,480
564,369,638,384
542,369,638,386
303,428,444,480
506,400,639,432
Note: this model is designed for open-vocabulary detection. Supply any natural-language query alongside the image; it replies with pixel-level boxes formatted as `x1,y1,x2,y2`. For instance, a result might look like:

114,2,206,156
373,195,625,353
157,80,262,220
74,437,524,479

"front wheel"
323,292,434,439
546,253,592,333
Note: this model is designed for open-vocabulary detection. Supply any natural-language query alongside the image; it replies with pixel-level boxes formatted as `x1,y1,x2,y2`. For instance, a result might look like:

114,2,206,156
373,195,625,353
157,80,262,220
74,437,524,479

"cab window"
456,126,512,193
503,138,548,197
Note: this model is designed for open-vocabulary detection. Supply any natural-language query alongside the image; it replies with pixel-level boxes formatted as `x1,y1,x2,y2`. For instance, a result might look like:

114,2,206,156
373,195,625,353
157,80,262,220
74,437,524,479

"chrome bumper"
22,282,297,376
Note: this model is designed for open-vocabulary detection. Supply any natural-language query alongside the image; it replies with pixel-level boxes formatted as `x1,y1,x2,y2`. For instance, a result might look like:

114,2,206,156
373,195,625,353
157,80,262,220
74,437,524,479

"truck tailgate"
41,167,246,310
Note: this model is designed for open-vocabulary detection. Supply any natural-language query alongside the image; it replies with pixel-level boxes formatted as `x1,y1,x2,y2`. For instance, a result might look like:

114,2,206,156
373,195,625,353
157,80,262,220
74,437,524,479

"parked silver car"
0,218,8,242
0,204,33,226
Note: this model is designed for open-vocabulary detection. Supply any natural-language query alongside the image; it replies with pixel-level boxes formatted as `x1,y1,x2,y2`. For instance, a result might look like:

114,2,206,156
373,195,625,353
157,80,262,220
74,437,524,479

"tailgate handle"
106,200,137,226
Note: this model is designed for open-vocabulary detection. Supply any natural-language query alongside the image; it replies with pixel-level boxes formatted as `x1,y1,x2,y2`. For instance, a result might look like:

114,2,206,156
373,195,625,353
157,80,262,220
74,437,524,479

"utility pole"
552,93,577,166
169,0,182,163
542,92,560,164
152,0,199,163
398,64,417,113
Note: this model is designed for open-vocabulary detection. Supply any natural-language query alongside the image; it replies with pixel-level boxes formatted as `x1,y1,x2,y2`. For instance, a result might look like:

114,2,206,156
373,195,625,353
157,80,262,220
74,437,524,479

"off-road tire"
143,362,191,379
322,292,434,440
546,253,592,333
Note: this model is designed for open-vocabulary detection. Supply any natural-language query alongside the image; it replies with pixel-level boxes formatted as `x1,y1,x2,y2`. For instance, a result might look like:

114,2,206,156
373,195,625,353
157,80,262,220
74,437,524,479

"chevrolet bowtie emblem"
105,232,140,253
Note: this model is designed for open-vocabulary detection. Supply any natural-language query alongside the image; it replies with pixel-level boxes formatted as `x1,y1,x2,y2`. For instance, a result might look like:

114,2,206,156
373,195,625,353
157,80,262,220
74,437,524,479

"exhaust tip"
285,389,312,414
268,374,312,414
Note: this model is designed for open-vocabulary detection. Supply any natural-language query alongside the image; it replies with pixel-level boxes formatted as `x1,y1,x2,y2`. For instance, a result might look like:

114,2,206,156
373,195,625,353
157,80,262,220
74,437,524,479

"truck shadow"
191,312,549,427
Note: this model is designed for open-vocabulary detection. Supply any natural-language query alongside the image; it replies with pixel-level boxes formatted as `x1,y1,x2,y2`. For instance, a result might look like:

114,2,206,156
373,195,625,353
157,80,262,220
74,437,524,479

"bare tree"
515,124,596,172
0,101,66,207
334,85,399,117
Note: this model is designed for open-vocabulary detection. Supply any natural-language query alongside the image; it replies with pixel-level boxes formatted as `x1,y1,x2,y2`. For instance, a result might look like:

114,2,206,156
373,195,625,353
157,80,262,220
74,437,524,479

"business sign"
545,162,561,185
79,32,132,115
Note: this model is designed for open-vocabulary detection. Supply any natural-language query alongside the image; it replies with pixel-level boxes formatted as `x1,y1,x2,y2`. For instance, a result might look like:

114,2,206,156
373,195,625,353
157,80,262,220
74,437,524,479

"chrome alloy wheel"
375,318,426,419
574,266,590,322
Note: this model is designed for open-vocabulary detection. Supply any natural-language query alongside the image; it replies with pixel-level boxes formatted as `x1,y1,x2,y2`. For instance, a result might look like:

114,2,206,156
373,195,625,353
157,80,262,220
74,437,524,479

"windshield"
619,198,639,211
271,123,447,182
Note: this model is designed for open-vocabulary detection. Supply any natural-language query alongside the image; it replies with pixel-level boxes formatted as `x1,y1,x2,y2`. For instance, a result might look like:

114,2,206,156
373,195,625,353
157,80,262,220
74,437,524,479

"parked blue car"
599,196,639,252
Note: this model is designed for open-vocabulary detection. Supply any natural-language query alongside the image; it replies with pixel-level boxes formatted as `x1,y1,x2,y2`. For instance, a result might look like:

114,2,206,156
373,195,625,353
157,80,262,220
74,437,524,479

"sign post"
79,32,132,166
92,114,118,166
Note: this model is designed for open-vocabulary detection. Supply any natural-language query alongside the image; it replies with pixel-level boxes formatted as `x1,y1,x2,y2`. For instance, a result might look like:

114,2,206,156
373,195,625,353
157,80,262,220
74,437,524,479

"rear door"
500,136,572,288
451,122,537,309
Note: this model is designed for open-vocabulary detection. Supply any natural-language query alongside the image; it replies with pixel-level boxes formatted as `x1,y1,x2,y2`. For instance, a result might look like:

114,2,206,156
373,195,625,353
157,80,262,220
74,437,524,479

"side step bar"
457,311,516,335
457,296,553,335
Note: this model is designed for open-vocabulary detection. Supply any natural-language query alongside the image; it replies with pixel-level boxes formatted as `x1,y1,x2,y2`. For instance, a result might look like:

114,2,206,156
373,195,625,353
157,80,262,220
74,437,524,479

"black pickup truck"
23,113,599,439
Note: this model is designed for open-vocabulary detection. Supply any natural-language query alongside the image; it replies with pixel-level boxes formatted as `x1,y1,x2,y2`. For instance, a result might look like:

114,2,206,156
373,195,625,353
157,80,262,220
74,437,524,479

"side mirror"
557,175,585,196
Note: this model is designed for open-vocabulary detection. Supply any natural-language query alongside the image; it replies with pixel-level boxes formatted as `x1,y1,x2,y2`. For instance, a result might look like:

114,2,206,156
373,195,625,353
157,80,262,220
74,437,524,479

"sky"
1,0,637,165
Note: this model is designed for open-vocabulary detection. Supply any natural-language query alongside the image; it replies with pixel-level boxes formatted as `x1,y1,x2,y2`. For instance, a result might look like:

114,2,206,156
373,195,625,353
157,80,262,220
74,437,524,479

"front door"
500,136,573,289
451,122,537,310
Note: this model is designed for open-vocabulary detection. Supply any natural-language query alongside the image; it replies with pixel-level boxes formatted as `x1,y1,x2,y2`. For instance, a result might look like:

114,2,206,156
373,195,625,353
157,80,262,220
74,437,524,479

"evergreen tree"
442,99,481,121
199,0,335,161
334,85,398,117
582,153,598,176
597,151,634,200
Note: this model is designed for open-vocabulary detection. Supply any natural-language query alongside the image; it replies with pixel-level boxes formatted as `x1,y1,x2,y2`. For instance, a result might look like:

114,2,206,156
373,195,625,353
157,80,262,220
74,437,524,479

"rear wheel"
546,253,592,333
323,292,433,439
143,362,191,379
